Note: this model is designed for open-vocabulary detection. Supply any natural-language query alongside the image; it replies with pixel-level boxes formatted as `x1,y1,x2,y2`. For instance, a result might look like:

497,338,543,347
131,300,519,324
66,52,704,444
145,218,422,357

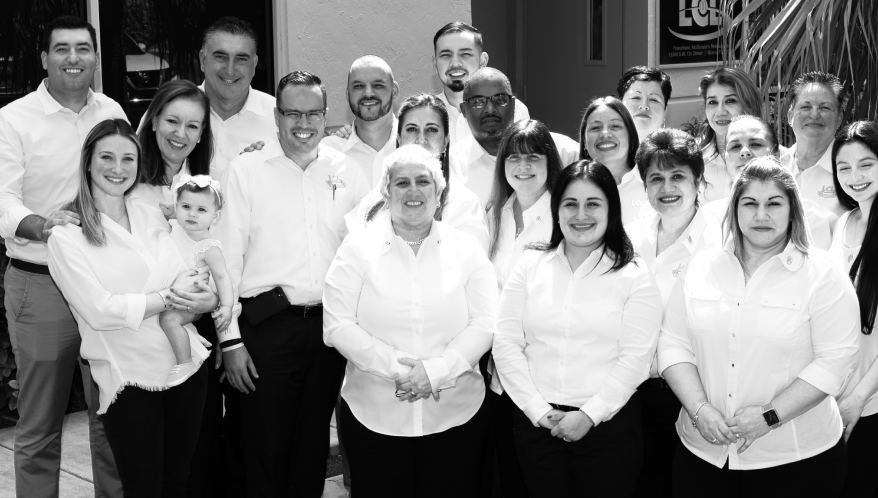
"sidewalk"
0,411,348,498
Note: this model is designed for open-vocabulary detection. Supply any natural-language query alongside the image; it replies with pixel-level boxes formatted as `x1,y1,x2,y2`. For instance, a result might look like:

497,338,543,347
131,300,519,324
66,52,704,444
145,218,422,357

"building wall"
273,0,471,127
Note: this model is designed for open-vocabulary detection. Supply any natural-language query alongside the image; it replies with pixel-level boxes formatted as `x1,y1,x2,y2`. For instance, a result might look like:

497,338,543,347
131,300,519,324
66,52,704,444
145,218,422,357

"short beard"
447,80,464,93
350,98,392,122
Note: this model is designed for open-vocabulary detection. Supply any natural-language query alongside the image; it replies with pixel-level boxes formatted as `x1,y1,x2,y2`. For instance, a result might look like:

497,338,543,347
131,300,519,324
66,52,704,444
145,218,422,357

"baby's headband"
172,174,223,207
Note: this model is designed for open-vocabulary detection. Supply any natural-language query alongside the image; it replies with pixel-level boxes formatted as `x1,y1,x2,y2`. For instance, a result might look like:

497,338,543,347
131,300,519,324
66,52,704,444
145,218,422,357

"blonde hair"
378,144,446,200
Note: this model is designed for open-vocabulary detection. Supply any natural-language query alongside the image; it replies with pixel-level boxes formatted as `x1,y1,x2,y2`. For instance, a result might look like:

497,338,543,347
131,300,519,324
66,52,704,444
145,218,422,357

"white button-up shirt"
198,84,277,180
436,91,530,146
0,80,127,264
216,138,368,340
781,141,847,218
490,191,553,290
320,117,398,187
47,200,208,414
831,210,878,417
323,219,497,437
494,244,663,426
700,144,732,203
618,168,654,225
450,133,579,208
658,241,859,470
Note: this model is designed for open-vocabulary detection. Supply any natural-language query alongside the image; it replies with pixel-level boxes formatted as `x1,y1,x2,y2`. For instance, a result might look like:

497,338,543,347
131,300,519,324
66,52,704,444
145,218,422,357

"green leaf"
8,396,17,411
8,379,18,389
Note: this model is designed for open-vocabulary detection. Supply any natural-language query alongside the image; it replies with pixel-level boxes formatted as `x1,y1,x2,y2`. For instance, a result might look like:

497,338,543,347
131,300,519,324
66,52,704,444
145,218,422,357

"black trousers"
339,396,489,498
842,413,878,497
186,313,246,498
672,437,847,498
102,363,208,498
634,379,681,498
239,309,346,498
513,392,643,498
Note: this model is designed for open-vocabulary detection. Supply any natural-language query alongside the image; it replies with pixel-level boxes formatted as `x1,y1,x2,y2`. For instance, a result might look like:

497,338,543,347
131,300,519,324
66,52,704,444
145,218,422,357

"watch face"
763,409,780,427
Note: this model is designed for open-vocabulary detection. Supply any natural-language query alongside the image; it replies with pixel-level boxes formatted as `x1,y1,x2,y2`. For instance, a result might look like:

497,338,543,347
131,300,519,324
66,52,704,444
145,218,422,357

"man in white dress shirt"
433,22,530,145
0,16,126,498
449,68,578,208
198,16,277,179
217,71,368,498
780,71,846,218
321,55,399,187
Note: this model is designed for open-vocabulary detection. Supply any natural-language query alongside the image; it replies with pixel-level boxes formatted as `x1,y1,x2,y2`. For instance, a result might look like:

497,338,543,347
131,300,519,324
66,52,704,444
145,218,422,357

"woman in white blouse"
324,144,497,497
46,119,219,495
659,157,859,497
578,96,653,224
624,128,721,497
345,93,489,252
132,80,213,208
493,160,663,497
831,121,878,496
616,66,672,143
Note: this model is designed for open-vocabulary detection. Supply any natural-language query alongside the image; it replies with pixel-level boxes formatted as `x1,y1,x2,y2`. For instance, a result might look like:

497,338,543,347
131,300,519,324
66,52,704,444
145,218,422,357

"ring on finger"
710,437,718,443
563,438,571,442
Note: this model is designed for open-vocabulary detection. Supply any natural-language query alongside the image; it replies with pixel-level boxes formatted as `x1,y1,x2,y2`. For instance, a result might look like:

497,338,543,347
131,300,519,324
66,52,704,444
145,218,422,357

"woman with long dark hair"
132,80,213,208
832,121,878,497
493,160,662,497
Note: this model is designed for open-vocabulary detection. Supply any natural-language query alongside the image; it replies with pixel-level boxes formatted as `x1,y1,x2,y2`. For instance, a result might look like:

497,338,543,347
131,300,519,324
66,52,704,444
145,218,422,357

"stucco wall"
274,0,472,127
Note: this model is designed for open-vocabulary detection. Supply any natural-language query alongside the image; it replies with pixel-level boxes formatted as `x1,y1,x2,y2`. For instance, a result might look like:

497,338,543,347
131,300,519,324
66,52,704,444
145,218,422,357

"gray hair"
722,156,810,255
379,144,447,200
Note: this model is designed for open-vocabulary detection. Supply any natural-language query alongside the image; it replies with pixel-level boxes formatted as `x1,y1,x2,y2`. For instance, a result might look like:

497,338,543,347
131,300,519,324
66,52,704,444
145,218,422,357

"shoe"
167,360,199,387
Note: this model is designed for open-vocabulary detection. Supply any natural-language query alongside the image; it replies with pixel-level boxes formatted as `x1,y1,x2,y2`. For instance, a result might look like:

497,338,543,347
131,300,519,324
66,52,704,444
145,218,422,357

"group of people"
1,12,876,498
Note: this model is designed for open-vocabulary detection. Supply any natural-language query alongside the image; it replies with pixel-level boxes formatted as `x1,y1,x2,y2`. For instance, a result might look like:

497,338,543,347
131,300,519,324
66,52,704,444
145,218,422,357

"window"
584,0,605,65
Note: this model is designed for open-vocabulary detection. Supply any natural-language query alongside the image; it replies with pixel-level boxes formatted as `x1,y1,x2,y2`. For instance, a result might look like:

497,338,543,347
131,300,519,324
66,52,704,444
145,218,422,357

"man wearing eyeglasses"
322,55,399,187
216,71,369,498
450,68,578,207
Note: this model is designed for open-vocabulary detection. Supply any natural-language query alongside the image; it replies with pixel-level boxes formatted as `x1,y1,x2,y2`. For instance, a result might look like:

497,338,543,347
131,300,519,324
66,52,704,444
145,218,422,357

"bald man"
450,68,578,207
322,55,399,186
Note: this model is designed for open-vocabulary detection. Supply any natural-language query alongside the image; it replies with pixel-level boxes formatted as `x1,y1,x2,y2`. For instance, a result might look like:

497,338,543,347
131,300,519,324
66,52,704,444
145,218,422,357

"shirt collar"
547,241,610,273
198,83,267,117
467,136,492,165
37,78,96,115
342,115,399,153
380,217,442,254
636,210,708,257
788,140,835,174
619,167,641,187
721,238,805,272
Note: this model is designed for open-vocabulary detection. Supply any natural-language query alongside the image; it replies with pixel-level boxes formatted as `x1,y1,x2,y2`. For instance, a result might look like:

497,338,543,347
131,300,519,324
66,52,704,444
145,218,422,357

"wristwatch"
158,291,173,311
762,403,781,428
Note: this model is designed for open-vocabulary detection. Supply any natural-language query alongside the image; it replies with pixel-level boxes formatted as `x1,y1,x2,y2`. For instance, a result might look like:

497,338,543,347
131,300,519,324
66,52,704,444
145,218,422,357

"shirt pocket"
755,294,802,339
685,287,722,330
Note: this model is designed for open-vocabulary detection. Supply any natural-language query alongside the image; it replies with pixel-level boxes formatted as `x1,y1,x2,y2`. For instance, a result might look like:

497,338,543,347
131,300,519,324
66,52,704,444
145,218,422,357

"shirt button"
728,394,732,397
687,235,693,243
536,216,541,221
787,257,792,264
732,364,735,367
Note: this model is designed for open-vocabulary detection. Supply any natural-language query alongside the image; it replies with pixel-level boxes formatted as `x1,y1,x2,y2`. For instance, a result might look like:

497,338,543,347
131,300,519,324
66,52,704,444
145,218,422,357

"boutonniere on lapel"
326,175,346,200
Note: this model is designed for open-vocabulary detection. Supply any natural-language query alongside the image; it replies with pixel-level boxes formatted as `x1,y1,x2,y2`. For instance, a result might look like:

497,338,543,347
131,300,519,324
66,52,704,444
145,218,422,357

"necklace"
403,235,428,246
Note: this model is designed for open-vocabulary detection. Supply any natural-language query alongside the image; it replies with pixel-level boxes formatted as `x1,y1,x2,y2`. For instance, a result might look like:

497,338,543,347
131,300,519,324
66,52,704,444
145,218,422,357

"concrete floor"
0,411,348,498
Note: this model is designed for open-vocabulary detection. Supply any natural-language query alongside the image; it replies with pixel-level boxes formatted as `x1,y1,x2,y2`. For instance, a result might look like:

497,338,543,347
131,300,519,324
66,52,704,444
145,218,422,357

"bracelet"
220,338,243,350
691,401,709,430
157,291,173,311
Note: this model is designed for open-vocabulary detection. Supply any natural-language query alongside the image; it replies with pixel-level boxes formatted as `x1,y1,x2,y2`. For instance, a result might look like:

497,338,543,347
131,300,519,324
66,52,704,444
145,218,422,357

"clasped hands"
693,403,772,453
538,409,594,442
393,357,441,402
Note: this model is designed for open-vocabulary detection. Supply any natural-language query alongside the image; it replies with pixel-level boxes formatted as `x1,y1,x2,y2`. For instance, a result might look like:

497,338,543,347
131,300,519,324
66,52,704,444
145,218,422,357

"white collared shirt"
320,117,398,187
345,175,490,253
323,219,497,437
129,162,192,210
216,137,368,309
489,191,553,290
47,200,208,414
831,210,878,417
197,84,277,180
658,241,859,470
618,168,654,225
450,133,579,208
0,80,127,264
435,91,530,146
700,143,731,203
494,243,662,426
781,141,846,218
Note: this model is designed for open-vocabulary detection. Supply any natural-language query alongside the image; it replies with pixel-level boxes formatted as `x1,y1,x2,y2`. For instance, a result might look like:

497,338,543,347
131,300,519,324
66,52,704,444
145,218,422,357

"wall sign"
657,0,733,68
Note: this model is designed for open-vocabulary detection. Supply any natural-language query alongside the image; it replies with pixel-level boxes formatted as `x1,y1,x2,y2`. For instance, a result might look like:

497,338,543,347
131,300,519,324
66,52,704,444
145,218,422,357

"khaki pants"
5,265,122,497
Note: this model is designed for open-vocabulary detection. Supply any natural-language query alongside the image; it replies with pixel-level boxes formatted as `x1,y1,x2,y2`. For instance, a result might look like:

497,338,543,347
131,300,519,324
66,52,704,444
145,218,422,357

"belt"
640,377,672,390
10,258,51,275
549,403,581,413
238,295,323,319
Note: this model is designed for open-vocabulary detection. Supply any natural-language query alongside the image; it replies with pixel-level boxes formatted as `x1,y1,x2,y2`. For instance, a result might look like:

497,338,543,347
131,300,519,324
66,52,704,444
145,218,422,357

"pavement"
0,411,348,498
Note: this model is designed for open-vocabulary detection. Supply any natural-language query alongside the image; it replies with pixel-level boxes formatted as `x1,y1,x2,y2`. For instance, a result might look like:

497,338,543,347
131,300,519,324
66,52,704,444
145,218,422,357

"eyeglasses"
277,108,326,123
463,94,514,109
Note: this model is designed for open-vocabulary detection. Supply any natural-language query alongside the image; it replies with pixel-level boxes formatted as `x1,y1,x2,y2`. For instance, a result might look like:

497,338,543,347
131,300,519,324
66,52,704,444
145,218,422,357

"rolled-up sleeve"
581,267,662,425
323,236,414,379
494,254,551,425
657,278,698,373
47,229,145,331
0,113,33,238
797,265,860,395
422,241,497,389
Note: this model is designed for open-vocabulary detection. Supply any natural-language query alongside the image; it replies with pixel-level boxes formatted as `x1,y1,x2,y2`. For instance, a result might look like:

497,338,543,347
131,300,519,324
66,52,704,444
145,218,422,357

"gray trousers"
5,265,122,497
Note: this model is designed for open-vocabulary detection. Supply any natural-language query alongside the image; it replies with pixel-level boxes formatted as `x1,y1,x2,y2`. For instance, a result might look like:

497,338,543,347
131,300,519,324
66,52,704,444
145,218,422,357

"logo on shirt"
326,175,346,200
672,263,685,278
817,186,836,198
